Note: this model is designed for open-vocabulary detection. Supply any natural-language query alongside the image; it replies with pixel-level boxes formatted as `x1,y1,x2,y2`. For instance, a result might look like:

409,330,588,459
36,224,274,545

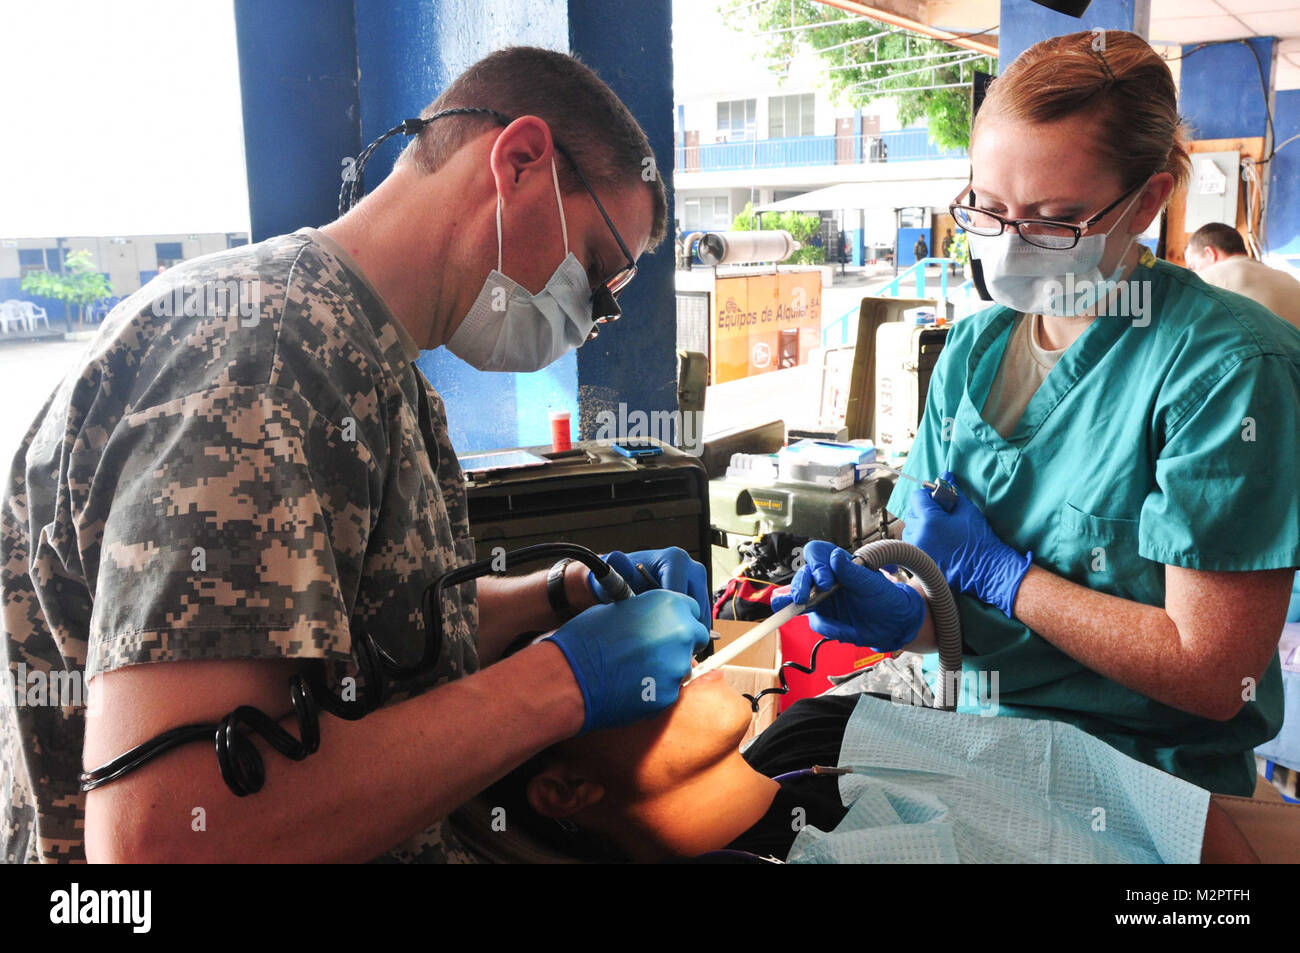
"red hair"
976,31,1191,191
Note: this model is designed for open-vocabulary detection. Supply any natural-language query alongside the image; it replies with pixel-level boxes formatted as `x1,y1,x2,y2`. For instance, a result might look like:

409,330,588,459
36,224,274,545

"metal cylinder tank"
696,230,800,265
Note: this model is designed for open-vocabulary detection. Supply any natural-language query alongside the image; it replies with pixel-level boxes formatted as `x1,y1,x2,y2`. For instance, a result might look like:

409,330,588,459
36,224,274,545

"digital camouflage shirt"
1,228,480,863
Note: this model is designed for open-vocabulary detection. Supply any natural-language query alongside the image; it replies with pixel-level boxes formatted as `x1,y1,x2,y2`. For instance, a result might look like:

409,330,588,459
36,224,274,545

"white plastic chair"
20,301,49,331
0,300,28,334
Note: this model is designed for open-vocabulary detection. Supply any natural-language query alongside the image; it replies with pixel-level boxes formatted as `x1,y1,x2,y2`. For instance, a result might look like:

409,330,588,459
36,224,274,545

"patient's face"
554,663,755,799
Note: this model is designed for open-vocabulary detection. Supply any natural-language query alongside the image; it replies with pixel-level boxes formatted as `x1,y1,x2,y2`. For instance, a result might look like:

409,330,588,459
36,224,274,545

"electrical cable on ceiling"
1160,38,1278,254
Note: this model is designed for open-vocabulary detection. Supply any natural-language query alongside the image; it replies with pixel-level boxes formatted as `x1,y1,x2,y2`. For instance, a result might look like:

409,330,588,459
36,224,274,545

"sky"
0,0,773,240
0,0,250,237
672,0,831,101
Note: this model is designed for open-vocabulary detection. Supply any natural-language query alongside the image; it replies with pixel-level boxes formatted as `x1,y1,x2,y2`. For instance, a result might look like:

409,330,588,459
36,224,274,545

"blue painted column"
233,0,361,240
999,0,1149,66
569,0,678,442
351,0,572,454
1179,37,1279,261
233,0,677,453
1268,90,1300,257
1179,38,1276,141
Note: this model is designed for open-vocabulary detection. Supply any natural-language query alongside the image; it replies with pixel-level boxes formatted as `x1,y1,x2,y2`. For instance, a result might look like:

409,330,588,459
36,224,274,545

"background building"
0,233,251,329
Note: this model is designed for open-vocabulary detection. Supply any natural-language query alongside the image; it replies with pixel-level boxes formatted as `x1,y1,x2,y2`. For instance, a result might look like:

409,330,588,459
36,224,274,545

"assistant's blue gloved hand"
589,547,711,627
770,539,925,652
902,470,1032,618
547,589,711,734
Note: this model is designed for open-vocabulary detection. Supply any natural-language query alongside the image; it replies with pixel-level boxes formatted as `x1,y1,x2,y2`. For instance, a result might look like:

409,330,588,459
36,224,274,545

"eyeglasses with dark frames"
339,107,639,343
949,180,1145,251
551,139,638,341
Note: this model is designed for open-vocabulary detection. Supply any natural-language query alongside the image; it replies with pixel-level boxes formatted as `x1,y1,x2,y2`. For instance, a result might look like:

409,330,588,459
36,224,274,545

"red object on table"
777,615,888,711
549,411,572,453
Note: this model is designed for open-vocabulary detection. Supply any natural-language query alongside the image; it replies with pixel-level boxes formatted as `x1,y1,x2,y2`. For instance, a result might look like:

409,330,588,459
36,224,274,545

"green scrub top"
888,252,1300,796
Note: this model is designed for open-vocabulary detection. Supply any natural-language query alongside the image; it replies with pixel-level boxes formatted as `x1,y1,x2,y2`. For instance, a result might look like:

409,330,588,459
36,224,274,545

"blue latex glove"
588,547,711,626
770,539,925,652
902,470,1032,618
547,589,711,734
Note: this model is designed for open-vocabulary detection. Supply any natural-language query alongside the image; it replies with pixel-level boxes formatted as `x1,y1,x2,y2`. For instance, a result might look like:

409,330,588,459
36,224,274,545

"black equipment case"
463,439,712,588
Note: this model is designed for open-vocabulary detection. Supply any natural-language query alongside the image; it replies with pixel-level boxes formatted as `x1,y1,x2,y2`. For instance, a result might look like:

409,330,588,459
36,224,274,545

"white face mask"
967,187,1145,318
447,158,596,372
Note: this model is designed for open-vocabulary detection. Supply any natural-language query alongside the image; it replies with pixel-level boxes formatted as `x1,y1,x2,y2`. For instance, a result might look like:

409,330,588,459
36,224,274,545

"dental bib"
785,694,1209,864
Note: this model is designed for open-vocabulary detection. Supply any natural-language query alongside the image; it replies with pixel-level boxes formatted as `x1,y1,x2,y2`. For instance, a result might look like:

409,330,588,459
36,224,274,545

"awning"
755,179,968,214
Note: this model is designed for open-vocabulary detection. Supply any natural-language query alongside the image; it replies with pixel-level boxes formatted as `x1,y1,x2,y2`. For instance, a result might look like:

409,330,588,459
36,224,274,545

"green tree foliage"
732,202,826,264
947,230,970,266
723,0,994,151
20,249,113,329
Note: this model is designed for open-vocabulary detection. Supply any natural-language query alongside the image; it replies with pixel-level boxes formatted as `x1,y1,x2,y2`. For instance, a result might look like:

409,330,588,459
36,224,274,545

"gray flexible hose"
849,539,962,711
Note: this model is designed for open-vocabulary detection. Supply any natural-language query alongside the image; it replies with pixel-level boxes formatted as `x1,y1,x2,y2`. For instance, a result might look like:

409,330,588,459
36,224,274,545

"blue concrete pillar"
1178,38,1276,141
569,0,677,443
1268,90,1300,256
233,0,361,240
233,0,677,453
348,0,572,454
998,0,1150,66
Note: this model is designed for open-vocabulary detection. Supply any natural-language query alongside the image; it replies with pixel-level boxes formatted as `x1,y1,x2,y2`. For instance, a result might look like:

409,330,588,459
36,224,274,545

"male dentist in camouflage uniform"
1,47,711,863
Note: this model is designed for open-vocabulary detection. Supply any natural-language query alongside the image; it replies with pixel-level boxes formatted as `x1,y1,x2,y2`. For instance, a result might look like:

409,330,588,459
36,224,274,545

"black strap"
339,107,513,216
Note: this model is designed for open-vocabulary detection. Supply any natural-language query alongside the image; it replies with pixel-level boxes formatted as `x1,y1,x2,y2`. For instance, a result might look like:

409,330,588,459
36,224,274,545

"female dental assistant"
778,31,1300,797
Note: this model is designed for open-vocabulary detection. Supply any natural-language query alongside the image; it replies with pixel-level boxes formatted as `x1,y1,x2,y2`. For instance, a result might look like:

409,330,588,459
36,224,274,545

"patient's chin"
682,670,757,745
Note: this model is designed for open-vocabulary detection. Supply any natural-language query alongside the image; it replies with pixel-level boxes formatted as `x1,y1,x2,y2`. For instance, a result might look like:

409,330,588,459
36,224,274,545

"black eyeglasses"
551,139,638,340
339,107,639,343
950,181,1144,250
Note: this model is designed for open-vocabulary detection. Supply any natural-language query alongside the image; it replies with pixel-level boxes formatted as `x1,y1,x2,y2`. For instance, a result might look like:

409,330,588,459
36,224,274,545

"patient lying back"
481,666,1256,863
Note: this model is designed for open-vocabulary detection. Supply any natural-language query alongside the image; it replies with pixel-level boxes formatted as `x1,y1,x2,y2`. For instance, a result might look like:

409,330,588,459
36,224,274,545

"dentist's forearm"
1010,565,1286,721
85,642,584,863
476,560,598,663
899,574,937,653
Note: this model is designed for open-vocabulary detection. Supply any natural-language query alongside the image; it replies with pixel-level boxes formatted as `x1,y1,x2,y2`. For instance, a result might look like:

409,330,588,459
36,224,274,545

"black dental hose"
80,542,632,796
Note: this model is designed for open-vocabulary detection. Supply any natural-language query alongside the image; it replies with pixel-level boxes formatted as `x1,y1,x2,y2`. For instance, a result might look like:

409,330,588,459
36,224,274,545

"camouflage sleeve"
83,382,379,680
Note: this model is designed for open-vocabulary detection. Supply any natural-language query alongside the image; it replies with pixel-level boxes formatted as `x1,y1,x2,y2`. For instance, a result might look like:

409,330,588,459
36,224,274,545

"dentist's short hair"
400,46,668,248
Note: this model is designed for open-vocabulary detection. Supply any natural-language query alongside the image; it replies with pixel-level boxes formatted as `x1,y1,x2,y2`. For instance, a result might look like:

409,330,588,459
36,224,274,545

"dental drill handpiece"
869,463,958,513
591,561,635,602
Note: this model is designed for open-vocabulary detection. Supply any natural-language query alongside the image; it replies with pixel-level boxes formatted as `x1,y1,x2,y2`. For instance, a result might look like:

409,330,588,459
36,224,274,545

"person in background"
914,234,929,265
1185,222,1300,330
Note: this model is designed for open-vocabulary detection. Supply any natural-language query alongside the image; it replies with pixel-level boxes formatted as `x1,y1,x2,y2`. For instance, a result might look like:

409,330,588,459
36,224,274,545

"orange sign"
709,271,822,384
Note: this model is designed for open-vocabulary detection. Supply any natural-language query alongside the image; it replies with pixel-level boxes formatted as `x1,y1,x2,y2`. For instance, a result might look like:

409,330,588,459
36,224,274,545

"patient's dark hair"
478,637,628,862
480,748,625,862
